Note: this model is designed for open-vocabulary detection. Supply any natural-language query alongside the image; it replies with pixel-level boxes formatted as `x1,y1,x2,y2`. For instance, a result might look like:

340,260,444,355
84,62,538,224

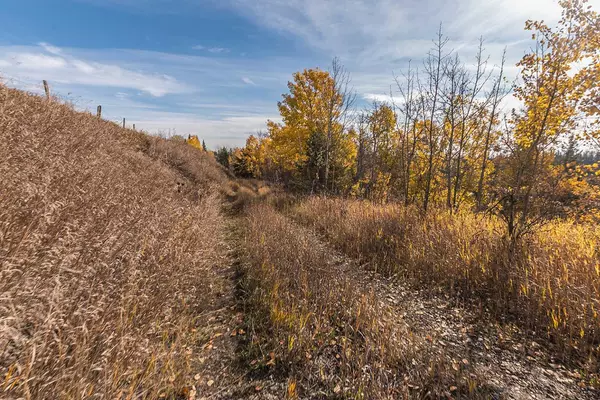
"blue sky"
1,0,595,148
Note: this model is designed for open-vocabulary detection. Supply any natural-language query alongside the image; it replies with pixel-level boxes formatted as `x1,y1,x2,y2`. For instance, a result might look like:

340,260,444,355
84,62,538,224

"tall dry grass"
241,203,484,398
290,197,600,364
0,85,229,398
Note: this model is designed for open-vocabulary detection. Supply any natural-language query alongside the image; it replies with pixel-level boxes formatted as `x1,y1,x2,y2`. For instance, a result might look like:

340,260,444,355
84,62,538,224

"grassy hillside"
0,85,230,398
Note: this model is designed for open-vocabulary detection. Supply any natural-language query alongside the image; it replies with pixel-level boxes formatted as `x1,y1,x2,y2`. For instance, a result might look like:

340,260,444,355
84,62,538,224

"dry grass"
224,180,274,213
290,197,600,365
4,81,597,399
240,202,484,399
0,85,229,398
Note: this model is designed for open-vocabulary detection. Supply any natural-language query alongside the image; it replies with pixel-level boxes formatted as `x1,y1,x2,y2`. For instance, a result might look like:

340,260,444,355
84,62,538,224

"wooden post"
43,80,50,99
122,118,125,128
97,105,102,118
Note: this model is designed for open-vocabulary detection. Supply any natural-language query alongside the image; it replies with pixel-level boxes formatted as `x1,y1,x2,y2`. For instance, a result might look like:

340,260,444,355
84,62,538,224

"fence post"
122,118,125,128
97,105,102,118
43,80,50,100
133,124,136,131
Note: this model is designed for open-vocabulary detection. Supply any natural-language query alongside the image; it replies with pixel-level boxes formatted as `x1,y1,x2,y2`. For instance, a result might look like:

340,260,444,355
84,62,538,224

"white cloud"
0,44,187,97
0,43,292,147
228,0,408,57
192,44,230,53
224,0,600,101
207,47,229,53
15,53,68,69
38,42,63,55
448,0,563,39
131,112,279,148
363,93,394,103
226,0,593,57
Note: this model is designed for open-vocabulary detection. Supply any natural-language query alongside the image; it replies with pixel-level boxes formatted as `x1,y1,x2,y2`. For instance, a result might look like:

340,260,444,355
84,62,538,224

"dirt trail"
356,270,593,399
188,198,287,400
285,211,598,400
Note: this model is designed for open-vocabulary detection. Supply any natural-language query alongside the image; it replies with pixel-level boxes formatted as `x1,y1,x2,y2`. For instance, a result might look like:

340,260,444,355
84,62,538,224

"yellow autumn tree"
267,61,356,192
565,0,600,148
231,135,264,178
355,103,399,201
497,0,600,240
186,135,203,151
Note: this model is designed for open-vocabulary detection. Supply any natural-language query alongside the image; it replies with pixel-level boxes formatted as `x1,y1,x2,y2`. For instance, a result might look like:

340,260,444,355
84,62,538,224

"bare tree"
476,49,508,210
422,24,449,212
394,62,425,206
324,57,356,191
452,38,491,211
441,53,466,209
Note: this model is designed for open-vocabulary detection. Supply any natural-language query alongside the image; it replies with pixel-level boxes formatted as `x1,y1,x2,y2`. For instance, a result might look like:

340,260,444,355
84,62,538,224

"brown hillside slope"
0,85,230,398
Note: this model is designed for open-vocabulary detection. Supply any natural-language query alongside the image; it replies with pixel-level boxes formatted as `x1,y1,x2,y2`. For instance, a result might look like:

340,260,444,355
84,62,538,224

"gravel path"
295,214,599,399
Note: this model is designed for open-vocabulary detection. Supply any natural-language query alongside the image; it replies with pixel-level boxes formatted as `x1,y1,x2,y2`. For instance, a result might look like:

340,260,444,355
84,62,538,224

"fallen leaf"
206,380,214,387
187,386,197,400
